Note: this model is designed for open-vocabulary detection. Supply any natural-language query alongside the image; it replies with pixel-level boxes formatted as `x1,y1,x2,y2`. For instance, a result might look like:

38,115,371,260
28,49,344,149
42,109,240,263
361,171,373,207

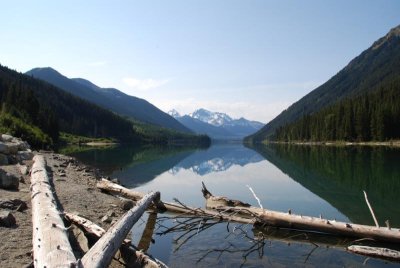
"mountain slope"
0,64,137,146
176,115,233,139
170,108,264,140
246,25,400,143
25,68,191,133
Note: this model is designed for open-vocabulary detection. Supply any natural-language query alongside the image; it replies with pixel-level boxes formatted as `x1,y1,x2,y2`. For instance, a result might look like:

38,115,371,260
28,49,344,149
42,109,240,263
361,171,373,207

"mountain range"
246,25,400,143
25,67,191,133
169,108,264,140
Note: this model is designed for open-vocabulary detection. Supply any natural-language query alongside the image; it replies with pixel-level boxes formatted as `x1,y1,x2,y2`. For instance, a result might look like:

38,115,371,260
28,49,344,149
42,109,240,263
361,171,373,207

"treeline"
274,78,400,142
0,64,210,148
0,64,138,147
251,143,400,225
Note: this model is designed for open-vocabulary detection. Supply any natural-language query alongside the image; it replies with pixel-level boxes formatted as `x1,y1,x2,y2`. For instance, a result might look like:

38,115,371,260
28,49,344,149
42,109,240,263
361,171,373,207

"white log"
201,183,400,244
30,155,77,267
97,179,253,224
347,245,400,260
81,191,160,268
65,212,167,268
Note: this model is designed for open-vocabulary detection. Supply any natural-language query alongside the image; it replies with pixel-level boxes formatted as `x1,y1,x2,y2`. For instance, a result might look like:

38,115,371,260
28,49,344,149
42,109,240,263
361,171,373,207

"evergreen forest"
274,78,400,142
0,64,210,148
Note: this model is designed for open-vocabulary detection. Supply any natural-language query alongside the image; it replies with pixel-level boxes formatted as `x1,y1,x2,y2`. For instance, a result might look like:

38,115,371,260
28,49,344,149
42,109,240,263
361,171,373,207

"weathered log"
97,179,253,224
65,212,167,268
201,181,250,208
202,183,400,244
81,191,160,268
347,245,400,260
30,154,77,267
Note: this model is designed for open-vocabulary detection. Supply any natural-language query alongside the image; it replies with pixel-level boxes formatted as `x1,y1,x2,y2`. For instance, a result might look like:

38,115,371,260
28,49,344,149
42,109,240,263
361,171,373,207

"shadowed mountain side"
249,144,400,227
176,116,234,140
247,25,400,142
26,68,191,133
171,144,264,176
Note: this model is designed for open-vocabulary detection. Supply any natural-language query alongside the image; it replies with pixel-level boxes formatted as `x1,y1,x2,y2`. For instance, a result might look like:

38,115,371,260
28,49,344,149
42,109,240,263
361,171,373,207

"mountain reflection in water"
67,143,400,267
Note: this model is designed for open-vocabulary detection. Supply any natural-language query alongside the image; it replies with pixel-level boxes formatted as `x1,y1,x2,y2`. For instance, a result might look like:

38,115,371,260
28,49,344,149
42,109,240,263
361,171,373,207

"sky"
1,1,399,123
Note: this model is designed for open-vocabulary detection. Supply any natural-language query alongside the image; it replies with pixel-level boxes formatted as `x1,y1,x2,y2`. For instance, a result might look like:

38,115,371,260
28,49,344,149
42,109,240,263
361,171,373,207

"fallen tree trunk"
201,183,400,244
97,179,253,224
81,191,160,268
347,245,400,260
65,212,167,268
30,155,77,267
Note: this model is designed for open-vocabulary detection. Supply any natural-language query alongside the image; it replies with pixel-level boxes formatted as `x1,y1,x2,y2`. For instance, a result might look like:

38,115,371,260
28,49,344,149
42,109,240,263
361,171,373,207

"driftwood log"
97,179,253,224
203,184,400,243
81,191,160,268
65,212,167,268
30,155,77,267
201,183,400,244
347,245,400,260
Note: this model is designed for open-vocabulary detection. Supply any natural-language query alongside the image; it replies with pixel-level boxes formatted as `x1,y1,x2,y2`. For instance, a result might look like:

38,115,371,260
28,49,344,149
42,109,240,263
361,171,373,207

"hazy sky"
1,1,399,123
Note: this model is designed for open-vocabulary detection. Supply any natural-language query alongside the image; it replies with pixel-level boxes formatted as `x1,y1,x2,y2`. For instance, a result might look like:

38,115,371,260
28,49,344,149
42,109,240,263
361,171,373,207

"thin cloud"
123,77,170,91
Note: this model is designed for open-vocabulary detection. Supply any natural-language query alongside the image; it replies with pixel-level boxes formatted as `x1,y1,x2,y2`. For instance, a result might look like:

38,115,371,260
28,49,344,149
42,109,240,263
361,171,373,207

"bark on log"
201,183,400,244
65,212,167,268
97,179,253,224
347,245,400,260
30,155,77,267
81,191,160,268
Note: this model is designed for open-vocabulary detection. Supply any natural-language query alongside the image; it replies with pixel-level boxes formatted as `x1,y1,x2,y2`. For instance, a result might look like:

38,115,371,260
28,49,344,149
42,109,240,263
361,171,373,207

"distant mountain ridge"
25,68,191,133
246,24,400,143
169,108,264,140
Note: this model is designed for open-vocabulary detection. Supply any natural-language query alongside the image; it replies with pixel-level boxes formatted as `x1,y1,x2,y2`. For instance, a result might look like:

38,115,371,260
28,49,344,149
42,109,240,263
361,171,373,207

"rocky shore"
0,135,129,267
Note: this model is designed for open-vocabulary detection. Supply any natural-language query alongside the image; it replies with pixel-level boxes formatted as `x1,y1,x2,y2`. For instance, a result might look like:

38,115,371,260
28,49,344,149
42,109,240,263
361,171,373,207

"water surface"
69,143,400,267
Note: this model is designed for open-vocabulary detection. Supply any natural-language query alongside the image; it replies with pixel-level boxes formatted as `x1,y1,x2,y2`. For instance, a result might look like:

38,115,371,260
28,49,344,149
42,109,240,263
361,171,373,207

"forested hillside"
274,78,400,142
0,65,210,148
0,64,138,147
246,25,400,143
26,68,191,133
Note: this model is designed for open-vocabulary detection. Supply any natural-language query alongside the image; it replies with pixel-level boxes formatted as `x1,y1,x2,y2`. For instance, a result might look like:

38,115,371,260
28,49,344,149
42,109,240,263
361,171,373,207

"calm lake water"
68,143,400,267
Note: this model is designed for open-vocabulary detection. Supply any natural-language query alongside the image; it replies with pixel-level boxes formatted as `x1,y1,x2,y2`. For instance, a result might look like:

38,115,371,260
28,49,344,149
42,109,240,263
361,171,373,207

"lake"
68,143,400,267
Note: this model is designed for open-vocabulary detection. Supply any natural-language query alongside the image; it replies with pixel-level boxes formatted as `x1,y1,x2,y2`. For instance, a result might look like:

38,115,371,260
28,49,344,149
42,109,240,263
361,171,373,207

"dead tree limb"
363,190,379,227
347,245,400,260
65,212,167,268
201,182,400,244
30,154,77,267
81,191,160,268
97,179,253,225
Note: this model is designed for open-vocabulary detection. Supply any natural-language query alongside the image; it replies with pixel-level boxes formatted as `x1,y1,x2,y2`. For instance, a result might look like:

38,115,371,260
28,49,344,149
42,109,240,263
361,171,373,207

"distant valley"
169,108,264,140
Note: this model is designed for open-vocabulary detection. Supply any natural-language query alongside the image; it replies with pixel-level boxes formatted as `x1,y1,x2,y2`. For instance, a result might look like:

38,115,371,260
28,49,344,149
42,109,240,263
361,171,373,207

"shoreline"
0,150,128,267
261,140,400,148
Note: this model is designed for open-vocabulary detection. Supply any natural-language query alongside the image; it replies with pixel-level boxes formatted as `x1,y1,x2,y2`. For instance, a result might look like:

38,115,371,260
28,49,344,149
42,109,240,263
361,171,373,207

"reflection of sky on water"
71,143,399,267
134,150,349,222
168,144,264,176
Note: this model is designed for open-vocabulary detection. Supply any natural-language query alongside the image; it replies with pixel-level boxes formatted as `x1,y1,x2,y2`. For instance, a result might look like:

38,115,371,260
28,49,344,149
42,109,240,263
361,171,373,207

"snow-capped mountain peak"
189,108,233,127
167,107,264,139
168,109,181,118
